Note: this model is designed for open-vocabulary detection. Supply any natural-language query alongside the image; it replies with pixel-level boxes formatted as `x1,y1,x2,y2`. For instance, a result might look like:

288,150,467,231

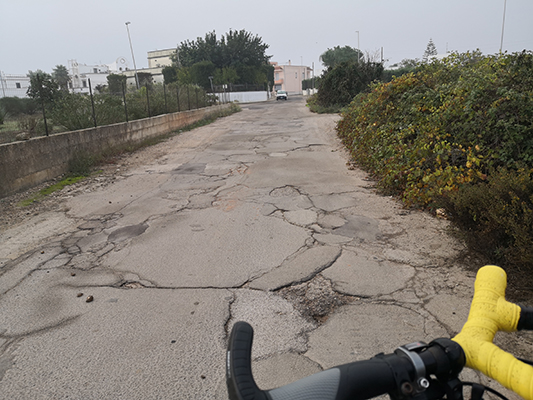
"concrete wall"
224,91,269,103
0,104,230,199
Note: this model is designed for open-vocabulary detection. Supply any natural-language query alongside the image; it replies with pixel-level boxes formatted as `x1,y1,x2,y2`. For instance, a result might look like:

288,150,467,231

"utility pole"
500,0,507,53
125,21,140,89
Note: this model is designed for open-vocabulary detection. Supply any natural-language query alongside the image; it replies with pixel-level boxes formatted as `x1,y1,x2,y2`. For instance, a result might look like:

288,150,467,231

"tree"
320,46,363,69
174,29,273,86
176,31,221,68
137,72,153,87
189,61,216,89
220,29,271,68
27,70,60,104
162,66,178,84
107,74,128,94
317,59,383,108
214,67,239,85
422,38,438,62
53,65,70,92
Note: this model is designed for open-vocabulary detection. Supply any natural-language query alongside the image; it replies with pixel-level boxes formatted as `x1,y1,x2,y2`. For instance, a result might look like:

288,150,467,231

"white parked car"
276,90,288,100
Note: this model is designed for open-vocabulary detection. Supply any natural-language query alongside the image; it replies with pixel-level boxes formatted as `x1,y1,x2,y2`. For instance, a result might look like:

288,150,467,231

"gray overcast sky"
2,0,532,76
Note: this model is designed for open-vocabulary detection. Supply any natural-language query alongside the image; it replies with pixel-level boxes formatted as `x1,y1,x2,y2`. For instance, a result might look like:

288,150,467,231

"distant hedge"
337,51,533,270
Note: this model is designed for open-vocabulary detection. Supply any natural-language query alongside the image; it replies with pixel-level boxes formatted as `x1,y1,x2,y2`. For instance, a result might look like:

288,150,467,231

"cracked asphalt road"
0,97,529,399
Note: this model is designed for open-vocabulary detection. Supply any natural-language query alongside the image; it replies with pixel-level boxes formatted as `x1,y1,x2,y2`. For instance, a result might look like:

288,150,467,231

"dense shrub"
337,50,533,270
50,93,124,131
306,94,342,114
0,97,39,115
440,167,533,267
316,60,383,110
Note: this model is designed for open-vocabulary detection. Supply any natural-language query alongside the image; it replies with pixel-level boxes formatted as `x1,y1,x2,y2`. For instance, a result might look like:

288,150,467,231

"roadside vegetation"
307,45,418,114
0,79,215,144
335,50,533,274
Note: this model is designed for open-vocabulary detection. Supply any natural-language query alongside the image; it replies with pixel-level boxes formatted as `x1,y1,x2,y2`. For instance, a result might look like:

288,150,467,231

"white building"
123,48,176,87
148,49,175,68
1,49,175,98
69,57,130,93
0,72,31,98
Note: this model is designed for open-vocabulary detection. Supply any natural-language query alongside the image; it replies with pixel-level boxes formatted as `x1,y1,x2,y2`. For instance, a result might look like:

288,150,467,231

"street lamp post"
500,0,507,53
356,31,360,64
125,21,140,89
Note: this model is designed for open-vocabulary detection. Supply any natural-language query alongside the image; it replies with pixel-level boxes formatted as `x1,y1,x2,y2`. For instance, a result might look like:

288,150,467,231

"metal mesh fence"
0,80,227,143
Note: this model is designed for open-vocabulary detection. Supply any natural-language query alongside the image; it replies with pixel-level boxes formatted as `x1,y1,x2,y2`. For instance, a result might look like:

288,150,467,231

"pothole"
121,281,145,289
277,275,354,324
270,185,301,197
108,224,148,243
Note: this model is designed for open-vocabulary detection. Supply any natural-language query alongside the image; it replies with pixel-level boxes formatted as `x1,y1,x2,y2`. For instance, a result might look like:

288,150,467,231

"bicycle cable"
461,382,509,400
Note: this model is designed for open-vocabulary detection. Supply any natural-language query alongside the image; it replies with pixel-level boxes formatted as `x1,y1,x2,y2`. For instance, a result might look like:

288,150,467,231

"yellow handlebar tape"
452,265,533,399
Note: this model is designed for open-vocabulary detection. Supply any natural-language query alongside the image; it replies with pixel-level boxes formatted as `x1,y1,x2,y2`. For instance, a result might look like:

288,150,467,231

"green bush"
306,94,343,114
68,152,96,177
336,50,533,271
317,60,383,109
50,93,98,131
440,167,533,268
0,97,39,115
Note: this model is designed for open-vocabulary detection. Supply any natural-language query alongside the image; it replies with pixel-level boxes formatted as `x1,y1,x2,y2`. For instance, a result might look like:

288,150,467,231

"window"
15,82,21,89
82,80,87,88
275,73,279,80
295,72,298,78
93,68,97,73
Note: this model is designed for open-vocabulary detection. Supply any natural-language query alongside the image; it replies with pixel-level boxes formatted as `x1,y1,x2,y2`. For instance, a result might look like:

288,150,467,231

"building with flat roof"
147,49,175,68
272,61,313,95
68,57,130,93
0,72,30,98
123,48,176,87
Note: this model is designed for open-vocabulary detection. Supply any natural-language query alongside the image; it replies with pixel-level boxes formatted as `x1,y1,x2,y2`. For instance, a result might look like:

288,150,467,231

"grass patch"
18,176,86,207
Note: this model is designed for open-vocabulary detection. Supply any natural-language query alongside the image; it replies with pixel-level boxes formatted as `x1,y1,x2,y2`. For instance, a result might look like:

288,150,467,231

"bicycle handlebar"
452,265,533,399
227,321,466,400
226,265,533,400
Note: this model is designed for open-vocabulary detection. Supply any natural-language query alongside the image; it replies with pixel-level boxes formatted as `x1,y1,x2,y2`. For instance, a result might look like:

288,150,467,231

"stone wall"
0,105,230,198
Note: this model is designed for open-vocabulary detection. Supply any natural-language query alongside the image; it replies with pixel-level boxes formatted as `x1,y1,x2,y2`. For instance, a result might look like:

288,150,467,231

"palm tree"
53,65,71,92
